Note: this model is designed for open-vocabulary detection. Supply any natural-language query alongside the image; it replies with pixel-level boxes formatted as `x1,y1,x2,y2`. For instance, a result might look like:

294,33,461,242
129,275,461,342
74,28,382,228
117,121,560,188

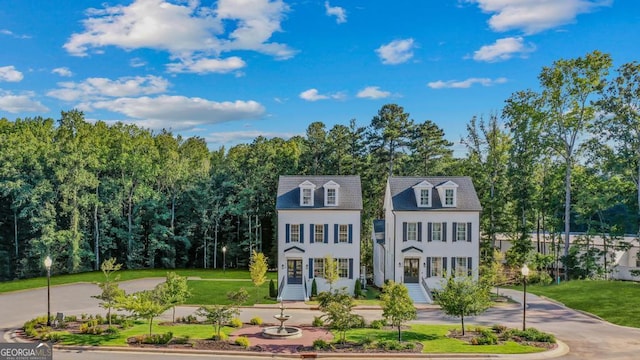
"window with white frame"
338,258,349,278
290,224,300,242
445,189,454,206
455,257,468,276
432,222,442,241
313,258,324,278
420,189,430,206
315,224,324,243
436,181,458,207
339,224,348,243
412,180,433,207
407,222,418,241
430,257,444,277
327,188,336,205
323,181,340,206
456,223,467,242
302,188,313,206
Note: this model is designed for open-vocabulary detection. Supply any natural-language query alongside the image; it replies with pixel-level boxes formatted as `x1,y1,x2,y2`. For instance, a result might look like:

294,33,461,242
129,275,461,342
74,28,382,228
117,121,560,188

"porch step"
281,284,305,301
405,283,431,304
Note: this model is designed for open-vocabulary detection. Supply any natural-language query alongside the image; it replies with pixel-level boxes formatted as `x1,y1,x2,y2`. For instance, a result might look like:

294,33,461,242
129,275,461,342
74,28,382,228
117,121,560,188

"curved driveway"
2,280,640,359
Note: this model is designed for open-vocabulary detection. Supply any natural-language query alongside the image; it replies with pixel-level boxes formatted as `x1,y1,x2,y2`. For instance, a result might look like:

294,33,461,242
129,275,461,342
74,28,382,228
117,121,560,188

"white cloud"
427,77,507,89
357,86,391,99
375,38,415,65
299,88,345,101
325,1,347,24
130,58,147,67
64,0,295,62
90,95,265,130
205,130,299,145
0,90,48,113
469,0,612,34
472,37,535,62
52,67,73,77
0,29,30,39
47,75,170,101
0,66,24,82
166,56,246,74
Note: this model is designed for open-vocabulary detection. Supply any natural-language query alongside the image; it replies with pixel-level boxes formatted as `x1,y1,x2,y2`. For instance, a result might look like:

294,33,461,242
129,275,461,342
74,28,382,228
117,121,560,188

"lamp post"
222,246,227,273
521,264,530,331
44,256,52,326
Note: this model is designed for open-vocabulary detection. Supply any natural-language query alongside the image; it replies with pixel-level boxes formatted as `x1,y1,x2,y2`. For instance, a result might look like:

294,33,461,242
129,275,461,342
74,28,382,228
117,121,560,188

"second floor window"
407,222,418,241
432,222,442,241
315,224,324,243
420,189,430,206
327,188,336,205
445,189,454,206
290,224,300,242
456,223,467,242
302,188,312,205
339,224,348,243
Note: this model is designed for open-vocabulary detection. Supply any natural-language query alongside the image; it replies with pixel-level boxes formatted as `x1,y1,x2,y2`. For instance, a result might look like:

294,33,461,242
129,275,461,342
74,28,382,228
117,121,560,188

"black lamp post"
44,256,52,326
222,246,227,273
521,264,530,331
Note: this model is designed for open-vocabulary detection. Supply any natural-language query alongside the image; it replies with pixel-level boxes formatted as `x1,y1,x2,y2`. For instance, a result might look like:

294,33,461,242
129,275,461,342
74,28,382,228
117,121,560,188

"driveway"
2,280,640,359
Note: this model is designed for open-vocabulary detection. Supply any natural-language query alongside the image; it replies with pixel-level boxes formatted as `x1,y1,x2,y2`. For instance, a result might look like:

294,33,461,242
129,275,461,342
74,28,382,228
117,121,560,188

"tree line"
1,50,639,281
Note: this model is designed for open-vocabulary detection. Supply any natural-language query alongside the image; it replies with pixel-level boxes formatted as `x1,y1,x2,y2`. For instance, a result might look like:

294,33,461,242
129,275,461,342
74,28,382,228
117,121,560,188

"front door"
404,258,419,283
287,259,302,284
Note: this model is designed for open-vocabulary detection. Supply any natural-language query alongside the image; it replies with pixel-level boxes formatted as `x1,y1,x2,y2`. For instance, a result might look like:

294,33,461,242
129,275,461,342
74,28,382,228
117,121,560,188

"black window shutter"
467,222,472,242
442,222,447,242
348,224,353,244
300,224,304,243
285,224,290,243
468,257,473,276
324,224,329,243
402,222,407,242
426,257,431,278
348,259,353,279
451,257,456,273
452,223,457,242
417,222,423,242
309,258,314,278
334,224,339,243
427,222,432,242
310,224,314,243
443,257,448,274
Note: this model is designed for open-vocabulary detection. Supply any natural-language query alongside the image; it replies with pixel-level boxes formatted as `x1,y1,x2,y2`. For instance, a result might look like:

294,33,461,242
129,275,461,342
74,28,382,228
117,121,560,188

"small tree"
269,279,277,298
354,279,363,298
311,278,318,298
155,272,191,322
380,281,417,341
117,289,169,336
317,289,363,344
323,255,339,290
92,258,123,327
436,275,491,335
196,305,239,340
249,251,268,298
480,249,508,296
227,288,249,308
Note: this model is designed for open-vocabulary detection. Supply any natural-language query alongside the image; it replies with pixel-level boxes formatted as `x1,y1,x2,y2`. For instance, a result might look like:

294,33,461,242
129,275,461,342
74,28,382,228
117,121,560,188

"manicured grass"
186,280,277,305
0,269,277,294
339,325,544,354
524,280,640,328
56,321,234,346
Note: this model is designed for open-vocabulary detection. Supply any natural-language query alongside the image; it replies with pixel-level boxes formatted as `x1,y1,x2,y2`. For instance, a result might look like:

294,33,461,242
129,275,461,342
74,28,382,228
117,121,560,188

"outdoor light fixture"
44,256,52,326
521,264,530,331
398,262,402,267
222,246,227,273
281,263,285,269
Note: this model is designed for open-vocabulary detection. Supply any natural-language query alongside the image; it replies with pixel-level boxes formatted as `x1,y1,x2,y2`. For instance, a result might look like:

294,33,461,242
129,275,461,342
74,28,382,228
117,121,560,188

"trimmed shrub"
142,332,173,344
312,316,324,327
213,332,228,341
471,329,498,345
313,339,331,350
311,278,318,298
249,317,263,325
229,318,243,328
64,315,77,322
235,336,250,348
354,279,363,298
269,279,277,298
358,335,374,347
369,319,386,329
352,315,366,328
501,327,556,343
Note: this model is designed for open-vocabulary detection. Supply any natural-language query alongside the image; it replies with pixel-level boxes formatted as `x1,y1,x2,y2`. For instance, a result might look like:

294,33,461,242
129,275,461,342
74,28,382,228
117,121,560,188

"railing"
421,277,433,302
303,275,309,301
277,275,285,300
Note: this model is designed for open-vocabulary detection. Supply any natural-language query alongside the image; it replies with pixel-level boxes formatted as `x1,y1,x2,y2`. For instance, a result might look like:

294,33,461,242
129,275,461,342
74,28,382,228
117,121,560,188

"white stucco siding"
277,210,361,294
391,210,480,289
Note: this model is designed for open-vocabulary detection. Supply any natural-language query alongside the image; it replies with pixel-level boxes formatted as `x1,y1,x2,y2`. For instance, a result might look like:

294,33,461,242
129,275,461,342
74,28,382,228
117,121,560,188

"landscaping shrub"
352,315,366,328
358,335,374,347
142,332,173,344
213,332,228,341
501,328,556,343
41,331,65,342
354,279,363,298
79,320,103,335
369,319,386,329
471,328,498,345
249,317,263,325
170,336,191,345
491,324,507,334
377,340,404,350
64,315,77,322
312,316,324,327
313,339,331,350
235,336,250,348
269,279,277,298
104,327,120,336
229,318,243,328
311,278,318,298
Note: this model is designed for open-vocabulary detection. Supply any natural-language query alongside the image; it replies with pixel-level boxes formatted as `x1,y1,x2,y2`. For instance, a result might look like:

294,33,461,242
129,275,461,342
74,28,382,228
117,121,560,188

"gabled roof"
276,175,362,210
388,176,481,211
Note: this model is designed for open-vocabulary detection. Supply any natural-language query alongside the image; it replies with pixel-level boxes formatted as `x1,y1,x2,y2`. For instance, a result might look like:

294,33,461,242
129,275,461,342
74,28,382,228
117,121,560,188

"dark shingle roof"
276,175,363,210
388,176,481,211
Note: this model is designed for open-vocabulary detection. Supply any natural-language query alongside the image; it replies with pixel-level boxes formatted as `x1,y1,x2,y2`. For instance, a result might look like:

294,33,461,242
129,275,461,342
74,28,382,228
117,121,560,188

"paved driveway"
3,280,640,359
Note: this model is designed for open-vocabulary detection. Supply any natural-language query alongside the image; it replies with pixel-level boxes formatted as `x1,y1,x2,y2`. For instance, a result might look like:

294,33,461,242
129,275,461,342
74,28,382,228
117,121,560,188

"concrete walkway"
2,279,640,359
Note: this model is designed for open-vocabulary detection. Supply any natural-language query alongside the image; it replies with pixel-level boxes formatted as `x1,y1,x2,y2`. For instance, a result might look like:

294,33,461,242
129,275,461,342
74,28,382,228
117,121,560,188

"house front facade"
373,176,481,303
276,176,362,301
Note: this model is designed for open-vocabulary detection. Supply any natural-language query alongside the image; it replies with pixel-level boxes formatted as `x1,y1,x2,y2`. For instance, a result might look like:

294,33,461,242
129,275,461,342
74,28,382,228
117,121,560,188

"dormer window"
437,181,459,208
412,180,433,208
323,181,340,206
299,181,316,206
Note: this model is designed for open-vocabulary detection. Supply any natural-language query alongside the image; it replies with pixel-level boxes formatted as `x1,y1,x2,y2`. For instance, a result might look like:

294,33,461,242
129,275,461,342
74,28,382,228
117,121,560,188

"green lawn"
524,280,640,328
186,280,277,305
0,269,277,294
342,325,545,354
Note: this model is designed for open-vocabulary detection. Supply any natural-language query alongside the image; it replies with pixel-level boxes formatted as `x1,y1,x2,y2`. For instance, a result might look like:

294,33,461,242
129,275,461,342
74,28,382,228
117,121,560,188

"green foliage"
229,317,243,328
312,316,324,327
227,288,249,307
369,319,386,329
155,272,191,322
312,339,331,350
323,256,339,290
249,317,263,325
249,251,268,288
269,279,277,298
92,258,125,327
212,332,228,341
235,336,250,348
311,278,318,298
196,305,239,339
380,281,417,341
354,279,363,298
116,289,169,336
317,289,362,344
501,328,555,343
435,276,491,335
471,328,498,345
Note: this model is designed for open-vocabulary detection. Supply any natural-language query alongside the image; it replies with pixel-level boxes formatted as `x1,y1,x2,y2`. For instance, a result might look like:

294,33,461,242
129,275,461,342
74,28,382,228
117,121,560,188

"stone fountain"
262,300,303,339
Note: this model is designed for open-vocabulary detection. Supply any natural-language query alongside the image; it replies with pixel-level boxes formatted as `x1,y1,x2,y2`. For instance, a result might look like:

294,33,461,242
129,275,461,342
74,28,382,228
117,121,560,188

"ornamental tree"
380,281,417,341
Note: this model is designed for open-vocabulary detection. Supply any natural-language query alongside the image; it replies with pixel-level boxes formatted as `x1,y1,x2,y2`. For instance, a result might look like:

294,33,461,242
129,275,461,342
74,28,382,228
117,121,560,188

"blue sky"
0,0,637,152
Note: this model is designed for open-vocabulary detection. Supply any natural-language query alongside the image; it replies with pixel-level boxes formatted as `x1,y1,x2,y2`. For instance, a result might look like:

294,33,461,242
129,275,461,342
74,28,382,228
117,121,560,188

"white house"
373,176,482,303
276,175,362,301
